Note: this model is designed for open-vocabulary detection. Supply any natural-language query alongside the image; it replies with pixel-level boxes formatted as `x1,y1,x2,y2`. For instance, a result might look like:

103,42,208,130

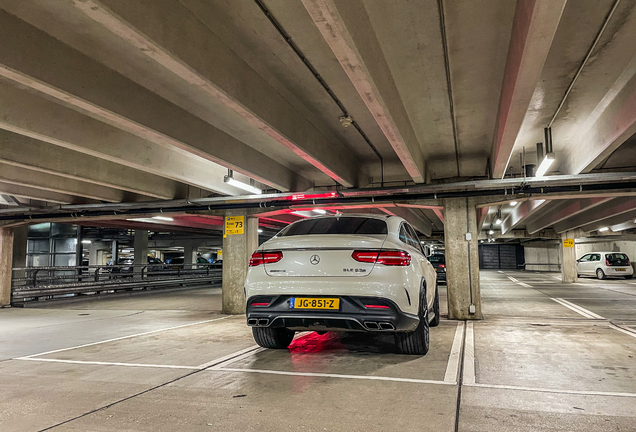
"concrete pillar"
0,227,15,307
11,226,27,281
134,230,149,277
443,198,483,320
111,240,118,265
561,231,577,283
222,210,258,314
184,242,197,268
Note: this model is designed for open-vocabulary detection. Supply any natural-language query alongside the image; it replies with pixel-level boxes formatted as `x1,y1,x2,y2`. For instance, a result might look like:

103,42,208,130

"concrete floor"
1,272,635,431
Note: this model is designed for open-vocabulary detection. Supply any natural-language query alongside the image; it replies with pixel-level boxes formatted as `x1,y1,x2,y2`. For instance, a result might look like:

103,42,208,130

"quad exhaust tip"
364,321,395,331
247,318,270,327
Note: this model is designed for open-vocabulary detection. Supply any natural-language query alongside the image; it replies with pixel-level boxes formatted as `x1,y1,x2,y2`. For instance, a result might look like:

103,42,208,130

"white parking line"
212,367,455,386
20,316,229,359
15,357,200,370
551,298,605,319
465,382,636,398
609,323,636,340
507,276,532,288
206,347,266,370
444,322,465,383
463,322,475,385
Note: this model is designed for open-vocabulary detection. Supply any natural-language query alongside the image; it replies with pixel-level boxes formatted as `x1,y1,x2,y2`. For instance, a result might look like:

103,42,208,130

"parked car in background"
577,252,633,280
168,256,210,269
428,254,446,284
244,214,439,355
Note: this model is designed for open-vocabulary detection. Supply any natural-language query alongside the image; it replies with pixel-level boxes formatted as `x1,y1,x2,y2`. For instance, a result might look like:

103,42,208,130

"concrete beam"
526,197,612,234
0,9,309,193
561,55,636,174
580,208,636,234
302,0,426,183
500,199,550,234
0,81,244,196
0,163,137,203
491,0,567,178
553,196,636,233
0,182,83,204
478,229,559,240
65,0,361,188
389,207,433,238
0,131,182,200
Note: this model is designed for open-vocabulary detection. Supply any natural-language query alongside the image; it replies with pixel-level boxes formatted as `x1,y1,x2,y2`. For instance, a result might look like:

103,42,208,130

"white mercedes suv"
244,214,439,355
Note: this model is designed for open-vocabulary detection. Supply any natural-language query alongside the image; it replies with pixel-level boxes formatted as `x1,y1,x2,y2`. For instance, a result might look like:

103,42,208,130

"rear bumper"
246,295,419,332
605,266,634,276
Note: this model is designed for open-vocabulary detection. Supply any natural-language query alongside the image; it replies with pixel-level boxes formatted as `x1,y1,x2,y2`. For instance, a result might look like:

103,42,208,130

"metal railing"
11,263,222,303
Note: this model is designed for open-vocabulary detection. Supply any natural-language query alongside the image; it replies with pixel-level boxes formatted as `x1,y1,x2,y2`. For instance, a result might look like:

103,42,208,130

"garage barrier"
10,263,222,304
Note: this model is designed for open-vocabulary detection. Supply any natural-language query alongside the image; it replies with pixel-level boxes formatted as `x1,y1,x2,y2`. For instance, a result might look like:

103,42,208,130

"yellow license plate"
290,298,339,310
616,268,626,271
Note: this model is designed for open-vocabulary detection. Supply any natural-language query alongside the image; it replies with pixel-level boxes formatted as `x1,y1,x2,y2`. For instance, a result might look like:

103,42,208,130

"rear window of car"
428,255,445,264
606,253,629,265
279,217,387,237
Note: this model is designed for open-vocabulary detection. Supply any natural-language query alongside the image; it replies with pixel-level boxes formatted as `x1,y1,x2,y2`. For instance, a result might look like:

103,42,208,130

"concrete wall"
576,240,636,272
523,240,561,272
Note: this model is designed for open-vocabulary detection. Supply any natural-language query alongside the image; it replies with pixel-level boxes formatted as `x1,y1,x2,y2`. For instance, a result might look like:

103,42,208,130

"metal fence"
11,263,222,303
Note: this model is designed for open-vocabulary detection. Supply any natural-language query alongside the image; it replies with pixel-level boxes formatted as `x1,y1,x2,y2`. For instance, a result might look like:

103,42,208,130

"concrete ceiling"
1,0,636,237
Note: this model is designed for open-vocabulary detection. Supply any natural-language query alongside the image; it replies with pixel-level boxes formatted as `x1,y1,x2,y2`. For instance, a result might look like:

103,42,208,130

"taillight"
606,258,611,266
249,251,283,266
438,264,446,269
628,258,631,266
352,250,411,266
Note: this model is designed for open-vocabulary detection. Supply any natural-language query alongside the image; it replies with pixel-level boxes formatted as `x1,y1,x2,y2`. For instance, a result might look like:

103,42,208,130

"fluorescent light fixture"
488,230,494,235
313,209,327,214
258,229,263,233
152,216,173,222
224,175,262,195
599,227,609,232
495,218,502,225
122,249,132,253
510,201,518,206
535,153,555,178
81,240,92,244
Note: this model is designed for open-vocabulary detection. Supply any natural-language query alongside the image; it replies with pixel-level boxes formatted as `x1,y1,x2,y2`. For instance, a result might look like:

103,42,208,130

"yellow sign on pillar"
225,216,245,236
562,239,574,248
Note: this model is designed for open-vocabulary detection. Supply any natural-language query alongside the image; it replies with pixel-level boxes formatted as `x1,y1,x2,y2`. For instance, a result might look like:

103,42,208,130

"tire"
395,288,430,355
625,275,633,280
252,326,295,349
596,269,606,280
430,286,441,327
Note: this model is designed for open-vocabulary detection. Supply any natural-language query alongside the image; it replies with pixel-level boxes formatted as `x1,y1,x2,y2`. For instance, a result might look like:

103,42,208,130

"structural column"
443,198,483,320
0,227,15,307
11,226,27,282
134,230,149,277
561,231,577,283
183,242,197,267
222,209,258,314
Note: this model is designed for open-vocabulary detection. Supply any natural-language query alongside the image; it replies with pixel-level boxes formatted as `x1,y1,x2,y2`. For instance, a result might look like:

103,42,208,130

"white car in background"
576,252,634,280
244,214,439,355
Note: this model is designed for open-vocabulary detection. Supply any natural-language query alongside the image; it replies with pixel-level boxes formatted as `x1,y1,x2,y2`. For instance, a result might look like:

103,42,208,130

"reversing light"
249,251,283,266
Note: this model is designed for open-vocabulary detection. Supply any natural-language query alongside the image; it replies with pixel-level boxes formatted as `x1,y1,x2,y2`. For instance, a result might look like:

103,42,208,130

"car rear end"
603,253,634,278
245,216,419,333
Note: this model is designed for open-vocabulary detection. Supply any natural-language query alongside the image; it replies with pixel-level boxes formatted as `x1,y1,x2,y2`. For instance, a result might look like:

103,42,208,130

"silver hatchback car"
576,252,634,280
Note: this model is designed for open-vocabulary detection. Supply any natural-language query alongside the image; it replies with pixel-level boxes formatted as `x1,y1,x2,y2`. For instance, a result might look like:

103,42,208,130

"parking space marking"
507,276,532,288
19,316,229,359
465,382,636,398
551,298,605,319
462,322,475,385
15,357,200,370
609,323,636,340
211,367,455,386
444,322,465,383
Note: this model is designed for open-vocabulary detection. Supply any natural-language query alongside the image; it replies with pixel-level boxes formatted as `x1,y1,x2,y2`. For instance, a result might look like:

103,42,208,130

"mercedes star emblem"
310,254,320,265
